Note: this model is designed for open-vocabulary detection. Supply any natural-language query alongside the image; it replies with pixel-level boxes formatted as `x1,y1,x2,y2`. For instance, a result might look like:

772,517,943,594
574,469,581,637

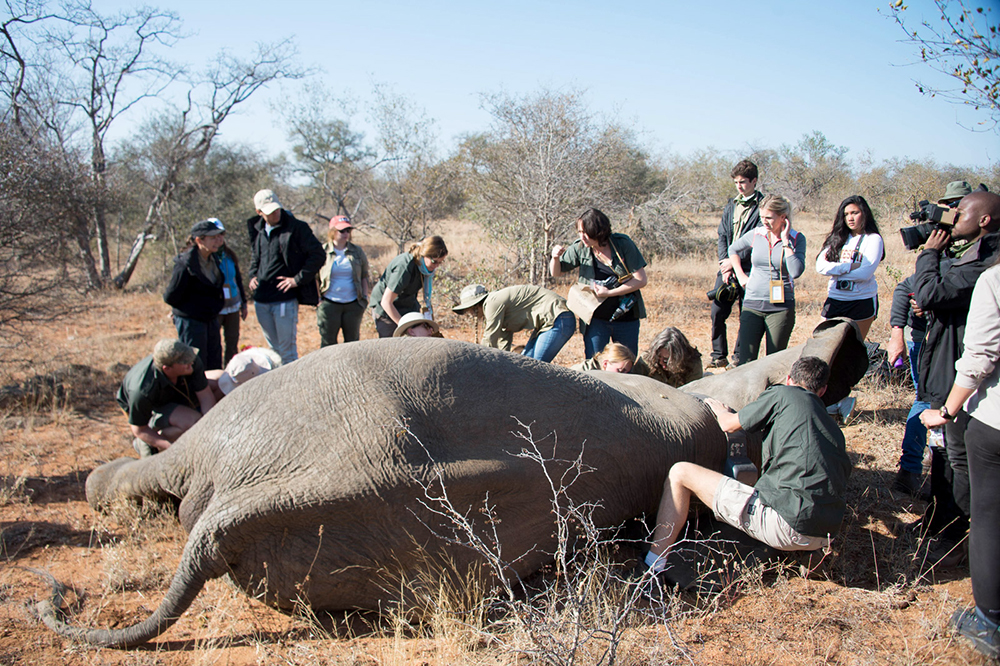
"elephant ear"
682,318,868,411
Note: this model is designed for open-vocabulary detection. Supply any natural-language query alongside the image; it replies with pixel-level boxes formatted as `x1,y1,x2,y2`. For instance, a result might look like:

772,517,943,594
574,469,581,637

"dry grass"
0,214,991,665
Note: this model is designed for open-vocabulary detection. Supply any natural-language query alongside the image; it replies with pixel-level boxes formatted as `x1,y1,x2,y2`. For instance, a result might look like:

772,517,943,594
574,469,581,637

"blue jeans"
581,317,640,359
522,311,575,362
255,299,299,365
899,339,930,474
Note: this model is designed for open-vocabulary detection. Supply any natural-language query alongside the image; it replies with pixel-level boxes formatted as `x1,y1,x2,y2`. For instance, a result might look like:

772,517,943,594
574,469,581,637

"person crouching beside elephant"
116,339,216,458
571,342,635,373
631,326,704,387
205,346,282,401
550,208,648,359
640,357,851,588
728,194,806,365
370,236,448,338
318,216,370,346
393,311,442,337
163,219,227,371
452,283,576,362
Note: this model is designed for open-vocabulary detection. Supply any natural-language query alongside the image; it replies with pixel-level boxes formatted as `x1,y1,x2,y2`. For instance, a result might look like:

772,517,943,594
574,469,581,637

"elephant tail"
33,524,223,649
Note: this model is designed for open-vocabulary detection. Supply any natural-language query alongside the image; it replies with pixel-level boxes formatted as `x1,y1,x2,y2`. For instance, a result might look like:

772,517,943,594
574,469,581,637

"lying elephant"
39,320,865,648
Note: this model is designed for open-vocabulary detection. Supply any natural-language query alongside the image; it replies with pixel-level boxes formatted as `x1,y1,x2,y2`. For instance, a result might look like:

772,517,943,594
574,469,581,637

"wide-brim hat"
393,312,441,337
218,347,282,395
452,284,489,312
938,180,972,205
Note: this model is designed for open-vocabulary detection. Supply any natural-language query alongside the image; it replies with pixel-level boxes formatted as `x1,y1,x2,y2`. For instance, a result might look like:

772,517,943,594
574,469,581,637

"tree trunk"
91,132,112,278
71,213,103,290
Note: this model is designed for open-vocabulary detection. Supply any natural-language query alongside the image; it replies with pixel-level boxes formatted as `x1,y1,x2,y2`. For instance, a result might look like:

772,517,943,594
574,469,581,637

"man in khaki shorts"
642,357,852,584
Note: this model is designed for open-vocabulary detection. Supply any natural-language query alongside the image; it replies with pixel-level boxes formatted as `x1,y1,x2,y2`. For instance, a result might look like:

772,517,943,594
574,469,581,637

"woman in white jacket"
815,195,884,339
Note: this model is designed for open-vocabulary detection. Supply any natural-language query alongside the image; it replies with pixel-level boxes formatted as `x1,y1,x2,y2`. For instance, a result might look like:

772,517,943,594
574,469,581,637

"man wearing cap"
906,189,1000,567
317,215,370,346
163,219,227,370
887,180,972,497
453,284,575,362
247,189,325,364
116,339,216,456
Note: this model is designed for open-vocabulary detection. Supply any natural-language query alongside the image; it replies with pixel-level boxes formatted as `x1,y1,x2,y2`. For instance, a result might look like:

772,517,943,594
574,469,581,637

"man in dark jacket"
912,190,1000,565
247,189,325,364
709,160,763,368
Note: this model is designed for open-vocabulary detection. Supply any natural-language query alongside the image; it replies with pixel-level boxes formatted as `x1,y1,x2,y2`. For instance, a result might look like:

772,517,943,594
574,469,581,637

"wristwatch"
939,405,955,421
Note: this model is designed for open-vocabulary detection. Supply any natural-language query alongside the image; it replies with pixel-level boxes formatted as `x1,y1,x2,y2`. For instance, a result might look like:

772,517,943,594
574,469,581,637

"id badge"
223,286,231,299
769,280,785,304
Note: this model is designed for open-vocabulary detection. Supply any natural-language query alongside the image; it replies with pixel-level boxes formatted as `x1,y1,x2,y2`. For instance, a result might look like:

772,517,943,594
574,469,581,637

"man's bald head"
954,190,1000,240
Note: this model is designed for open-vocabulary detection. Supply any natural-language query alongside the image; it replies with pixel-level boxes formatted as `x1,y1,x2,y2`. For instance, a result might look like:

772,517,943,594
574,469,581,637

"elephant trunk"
35,522,222,648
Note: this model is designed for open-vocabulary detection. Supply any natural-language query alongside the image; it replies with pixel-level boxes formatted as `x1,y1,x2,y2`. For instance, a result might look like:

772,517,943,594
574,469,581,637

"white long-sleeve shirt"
815,233,884,301
956,264,1000,430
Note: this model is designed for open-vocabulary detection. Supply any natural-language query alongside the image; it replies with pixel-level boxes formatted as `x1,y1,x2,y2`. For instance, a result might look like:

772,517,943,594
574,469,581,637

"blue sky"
102,0,998,168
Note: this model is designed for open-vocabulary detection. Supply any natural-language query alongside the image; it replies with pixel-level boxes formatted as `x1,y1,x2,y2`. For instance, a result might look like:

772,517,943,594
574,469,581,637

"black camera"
899,200,957,251
706,276,743,303
835,280,854,292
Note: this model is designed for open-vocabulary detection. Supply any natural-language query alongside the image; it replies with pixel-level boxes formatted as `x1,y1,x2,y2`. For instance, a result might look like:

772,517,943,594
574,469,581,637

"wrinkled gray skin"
40,320,866,648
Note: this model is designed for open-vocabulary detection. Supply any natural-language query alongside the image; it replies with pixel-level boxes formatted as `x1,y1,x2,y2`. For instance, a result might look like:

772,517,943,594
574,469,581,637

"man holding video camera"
911,190,1000,566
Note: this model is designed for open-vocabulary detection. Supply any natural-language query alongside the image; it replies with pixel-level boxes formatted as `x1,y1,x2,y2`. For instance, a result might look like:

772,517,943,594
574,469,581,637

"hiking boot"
951,607,1000,659
892,469,928,499
920,535,967,569
707,358,729,369
132,437,155,458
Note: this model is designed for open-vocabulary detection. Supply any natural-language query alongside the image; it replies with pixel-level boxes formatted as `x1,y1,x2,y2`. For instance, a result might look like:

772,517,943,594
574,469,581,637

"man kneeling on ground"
642,357,852,583
116,338,216,457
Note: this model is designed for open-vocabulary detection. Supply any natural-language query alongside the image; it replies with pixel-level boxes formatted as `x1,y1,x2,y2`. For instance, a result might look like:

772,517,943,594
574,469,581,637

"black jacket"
163,246,224,321
247,210,325,306
914,232,1000,403
717,192,763,271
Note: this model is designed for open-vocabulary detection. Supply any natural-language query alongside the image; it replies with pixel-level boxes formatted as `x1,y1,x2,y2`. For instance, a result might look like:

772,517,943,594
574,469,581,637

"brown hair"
408,235,448,260
730,159,758,181
641,327,703,387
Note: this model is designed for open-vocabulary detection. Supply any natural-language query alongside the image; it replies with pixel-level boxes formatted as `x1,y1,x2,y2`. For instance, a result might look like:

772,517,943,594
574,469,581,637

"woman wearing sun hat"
317,215,370,345
393,312,442,337
453,283,575,362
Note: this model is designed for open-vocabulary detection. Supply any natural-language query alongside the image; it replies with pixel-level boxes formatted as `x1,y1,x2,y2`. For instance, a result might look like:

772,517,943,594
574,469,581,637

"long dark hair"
822,195,881,262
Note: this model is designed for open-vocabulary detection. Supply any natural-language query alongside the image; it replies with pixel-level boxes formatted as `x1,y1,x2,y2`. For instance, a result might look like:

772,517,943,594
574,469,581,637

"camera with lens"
706,276,743,303
899,200,959,251
835,279,855,292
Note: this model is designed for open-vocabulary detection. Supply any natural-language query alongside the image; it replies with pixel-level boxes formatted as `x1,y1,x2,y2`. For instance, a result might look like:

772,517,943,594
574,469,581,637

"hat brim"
218,372,237,395
394,319,441,337
257,202,281,215
452,293,489,313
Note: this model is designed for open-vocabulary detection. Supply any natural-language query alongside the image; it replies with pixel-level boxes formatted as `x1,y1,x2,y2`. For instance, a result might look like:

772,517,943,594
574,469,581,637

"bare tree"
364,84,453,251
46,1,183,280
112,40,304,288
0,122,93,348
284,87,375,222
887,0,999,130
462,88,649,284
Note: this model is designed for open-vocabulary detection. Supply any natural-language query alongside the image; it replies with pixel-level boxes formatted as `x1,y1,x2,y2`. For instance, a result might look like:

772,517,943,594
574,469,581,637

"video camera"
899,201,958,251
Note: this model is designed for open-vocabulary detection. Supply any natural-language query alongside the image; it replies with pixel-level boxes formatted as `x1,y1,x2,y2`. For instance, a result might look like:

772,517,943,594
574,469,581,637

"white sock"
645,550,666,573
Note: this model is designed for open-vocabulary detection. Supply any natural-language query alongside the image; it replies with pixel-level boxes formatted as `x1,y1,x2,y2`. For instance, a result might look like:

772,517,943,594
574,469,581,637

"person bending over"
642,357,851,582
571,342,635,373
116,339,216,457
631,326,703,387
